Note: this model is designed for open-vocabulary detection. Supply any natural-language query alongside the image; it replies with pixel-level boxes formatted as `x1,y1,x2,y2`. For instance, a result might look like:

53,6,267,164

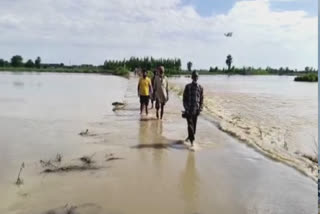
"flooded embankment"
0,72,317,214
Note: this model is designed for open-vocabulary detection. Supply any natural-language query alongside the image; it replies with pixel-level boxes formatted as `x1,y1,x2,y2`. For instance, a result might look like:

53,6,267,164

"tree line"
0,55,42,68
0,54,317,75
189,55,317,75
103,57,182,73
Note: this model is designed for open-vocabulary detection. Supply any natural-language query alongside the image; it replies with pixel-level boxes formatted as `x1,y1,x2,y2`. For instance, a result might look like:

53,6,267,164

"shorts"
140,96,149,105
155,98,165,109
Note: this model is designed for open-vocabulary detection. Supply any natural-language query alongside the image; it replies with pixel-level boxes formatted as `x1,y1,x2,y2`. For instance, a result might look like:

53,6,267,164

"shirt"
183,82,204,115
138,77,152,96
154,75,168,103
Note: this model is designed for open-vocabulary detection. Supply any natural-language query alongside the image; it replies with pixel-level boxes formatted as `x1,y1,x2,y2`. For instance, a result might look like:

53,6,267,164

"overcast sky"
0,0,317,69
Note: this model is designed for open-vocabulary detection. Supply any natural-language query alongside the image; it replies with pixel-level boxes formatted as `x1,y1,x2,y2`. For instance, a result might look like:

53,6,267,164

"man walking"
138,69,153,116
154,66,169,119
183,71,203,146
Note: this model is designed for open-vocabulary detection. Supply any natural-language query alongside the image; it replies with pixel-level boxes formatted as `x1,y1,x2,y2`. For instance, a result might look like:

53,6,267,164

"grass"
294,73,318,82
112,67,130,78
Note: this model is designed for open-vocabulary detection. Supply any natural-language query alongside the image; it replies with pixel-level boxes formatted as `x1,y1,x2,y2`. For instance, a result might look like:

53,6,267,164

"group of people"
137,66,204,147
137,66,169,120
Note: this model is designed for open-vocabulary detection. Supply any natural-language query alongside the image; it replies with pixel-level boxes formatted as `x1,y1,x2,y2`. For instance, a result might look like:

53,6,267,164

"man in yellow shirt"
137,69,153,115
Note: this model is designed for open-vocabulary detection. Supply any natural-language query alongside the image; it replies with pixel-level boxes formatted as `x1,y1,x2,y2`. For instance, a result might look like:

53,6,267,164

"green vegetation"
11,55,23,67
226,55,233,71
103,57,181,71
112,67,130,78
0,55,317,78
103,57,182,76
294,73,318,82
35,57,41,68
25,59,34,68
187,61,192,72
203,66,317,76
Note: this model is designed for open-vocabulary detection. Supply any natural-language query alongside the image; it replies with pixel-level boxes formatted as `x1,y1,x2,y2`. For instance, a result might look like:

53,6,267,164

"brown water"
0,72,317,214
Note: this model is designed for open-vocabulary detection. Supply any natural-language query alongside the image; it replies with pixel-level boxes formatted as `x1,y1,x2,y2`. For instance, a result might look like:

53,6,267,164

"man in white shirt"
153,66,169,119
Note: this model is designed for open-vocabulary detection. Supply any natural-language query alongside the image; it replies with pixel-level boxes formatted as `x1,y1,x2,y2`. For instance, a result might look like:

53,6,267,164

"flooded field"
0,72,317,214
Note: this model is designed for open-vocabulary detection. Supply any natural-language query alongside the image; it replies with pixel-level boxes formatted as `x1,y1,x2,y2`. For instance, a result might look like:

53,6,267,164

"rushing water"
0,72,317,214
170,75,318,180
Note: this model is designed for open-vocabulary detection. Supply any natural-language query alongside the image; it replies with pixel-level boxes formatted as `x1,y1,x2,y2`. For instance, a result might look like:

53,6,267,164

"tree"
225,55,232,70
11,55,23,67
187,61,192,72
0,59,4,67
25,59,34,68
4,60,10,67
35,56,41,68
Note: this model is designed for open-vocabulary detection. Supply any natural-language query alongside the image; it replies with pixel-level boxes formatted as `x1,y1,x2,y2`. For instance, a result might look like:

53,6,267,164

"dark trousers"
186,114,198,142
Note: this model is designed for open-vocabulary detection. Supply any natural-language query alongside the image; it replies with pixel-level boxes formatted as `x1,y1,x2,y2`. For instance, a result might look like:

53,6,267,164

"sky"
0,0,317,69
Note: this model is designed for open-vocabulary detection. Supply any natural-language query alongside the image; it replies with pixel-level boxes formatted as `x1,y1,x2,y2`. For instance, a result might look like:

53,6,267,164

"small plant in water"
15,162,25,186
80,153,96,165
79,129,89,136
55,153,62,162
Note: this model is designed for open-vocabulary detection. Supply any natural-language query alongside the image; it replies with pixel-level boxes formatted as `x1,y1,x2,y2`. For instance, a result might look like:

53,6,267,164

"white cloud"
0,0,317,69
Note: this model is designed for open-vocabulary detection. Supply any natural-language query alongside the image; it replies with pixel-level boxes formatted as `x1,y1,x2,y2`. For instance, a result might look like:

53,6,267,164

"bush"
113,67,129,77
294,73,318,82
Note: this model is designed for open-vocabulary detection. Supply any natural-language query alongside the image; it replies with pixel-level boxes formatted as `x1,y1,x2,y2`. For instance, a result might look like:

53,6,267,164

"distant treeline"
198,66,318,75
0,55,317,77
103,57,182,74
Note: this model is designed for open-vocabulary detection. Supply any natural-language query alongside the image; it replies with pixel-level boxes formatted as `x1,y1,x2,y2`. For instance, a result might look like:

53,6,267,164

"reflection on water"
138,120,167,173
180,152,199,214
151,121,165,177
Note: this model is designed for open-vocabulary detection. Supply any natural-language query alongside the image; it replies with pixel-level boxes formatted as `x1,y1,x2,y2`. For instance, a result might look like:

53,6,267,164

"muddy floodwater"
0,72,317,214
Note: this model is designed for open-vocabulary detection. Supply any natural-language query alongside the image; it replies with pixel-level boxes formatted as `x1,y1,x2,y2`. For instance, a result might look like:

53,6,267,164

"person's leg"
192,115,198,144
193,115,198,135
160,103,164,119
155,99,160,119
140,96,143,115
187,116,195,145
145,97,149,115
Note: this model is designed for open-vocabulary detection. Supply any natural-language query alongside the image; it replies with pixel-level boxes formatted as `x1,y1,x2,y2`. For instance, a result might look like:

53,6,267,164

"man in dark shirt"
183,71,204,146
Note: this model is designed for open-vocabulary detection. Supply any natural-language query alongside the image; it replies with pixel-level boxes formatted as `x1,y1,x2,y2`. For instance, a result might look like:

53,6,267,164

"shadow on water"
131,140,188,150
132,119,190,151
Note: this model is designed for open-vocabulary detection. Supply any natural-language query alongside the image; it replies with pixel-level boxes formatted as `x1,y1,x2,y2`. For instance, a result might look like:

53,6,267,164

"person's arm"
153,77,157,95
166,78,169,101
183,85,189,112
199,86,204,112
149,79,153,96
137,79,140,97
